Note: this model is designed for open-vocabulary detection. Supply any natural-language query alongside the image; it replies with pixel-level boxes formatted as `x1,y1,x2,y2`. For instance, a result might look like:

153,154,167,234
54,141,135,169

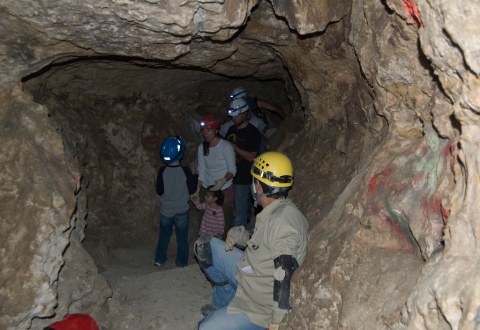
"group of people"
153,87,309,329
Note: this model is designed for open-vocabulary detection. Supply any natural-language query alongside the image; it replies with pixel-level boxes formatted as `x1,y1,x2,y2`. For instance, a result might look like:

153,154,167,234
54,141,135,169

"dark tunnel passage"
21,58,305,328
23,58,297,252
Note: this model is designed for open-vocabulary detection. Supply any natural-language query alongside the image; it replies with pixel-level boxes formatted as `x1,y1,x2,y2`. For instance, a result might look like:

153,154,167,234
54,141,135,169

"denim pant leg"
203,237,244,308
232,184,251,227
259,135,267,154
155,213,173,264
198,306,266,330
173,210,189,267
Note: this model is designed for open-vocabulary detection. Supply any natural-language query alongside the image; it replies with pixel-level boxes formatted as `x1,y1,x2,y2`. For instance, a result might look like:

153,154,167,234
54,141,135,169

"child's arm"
191,196,204,210
182,166,199,194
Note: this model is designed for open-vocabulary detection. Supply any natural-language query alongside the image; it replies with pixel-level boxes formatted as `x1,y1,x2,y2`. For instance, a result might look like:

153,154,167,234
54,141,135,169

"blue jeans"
155,210,189,267
232,184,251,228
198,238,265,330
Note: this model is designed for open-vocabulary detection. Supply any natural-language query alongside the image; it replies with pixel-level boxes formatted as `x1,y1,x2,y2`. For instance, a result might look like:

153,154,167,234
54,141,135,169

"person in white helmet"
224,98,262,230
220,87,285,153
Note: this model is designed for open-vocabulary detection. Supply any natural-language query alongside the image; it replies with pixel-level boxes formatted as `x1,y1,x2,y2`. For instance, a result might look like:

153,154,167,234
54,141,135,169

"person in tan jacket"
194,151,309,330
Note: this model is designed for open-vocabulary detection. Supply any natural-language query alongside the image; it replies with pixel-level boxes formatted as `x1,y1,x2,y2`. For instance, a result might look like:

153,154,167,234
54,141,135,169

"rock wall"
0,0,479,329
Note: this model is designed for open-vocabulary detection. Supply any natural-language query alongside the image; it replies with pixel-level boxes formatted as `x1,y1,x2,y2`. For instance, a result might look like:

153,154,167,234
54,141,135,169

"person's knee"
197,320,206,330
194,235,214,268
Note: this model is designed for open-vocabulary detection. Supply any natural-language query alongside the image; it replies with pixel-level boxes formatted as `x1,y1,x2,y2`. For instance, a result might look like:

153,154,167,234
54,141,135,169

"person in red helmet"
194,115,236,235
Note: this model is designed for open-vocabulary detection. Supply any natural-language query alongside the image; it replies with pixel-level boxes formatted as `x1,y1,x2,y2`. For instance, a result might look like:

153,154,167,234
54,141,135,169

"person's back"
157,165,190,216
154,137,197,268
225,122,261,186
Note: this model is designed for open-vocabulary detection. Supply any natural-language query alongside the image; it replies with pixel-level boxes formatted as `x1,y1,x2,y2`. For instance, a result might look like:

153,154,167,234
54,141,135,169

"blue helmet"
230,87,247,100
160,136,185,164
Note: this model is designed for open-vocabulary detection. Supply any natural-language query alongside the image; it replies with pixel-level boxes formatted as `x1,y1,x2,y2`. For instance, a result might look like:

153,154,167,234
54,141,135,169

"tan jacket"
228,198,309,327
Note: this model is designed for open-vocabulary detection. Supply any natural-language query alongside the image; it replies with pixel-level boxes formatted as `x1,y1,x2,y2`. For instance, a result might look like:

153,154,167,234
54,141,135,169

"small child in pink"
191,188,224,237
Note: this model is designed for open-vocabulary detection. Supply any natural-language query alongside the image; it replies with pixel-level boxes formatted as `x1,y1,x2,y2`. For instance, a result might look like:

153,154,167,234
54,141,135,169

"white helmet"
227,98,249,116
230,87,247,100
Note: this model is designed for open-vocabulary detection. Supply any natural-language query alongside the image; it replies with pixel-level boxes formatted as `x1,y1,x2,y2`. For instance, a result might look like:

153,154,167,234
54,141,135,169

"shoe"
153,261,162,267
200,304,217,316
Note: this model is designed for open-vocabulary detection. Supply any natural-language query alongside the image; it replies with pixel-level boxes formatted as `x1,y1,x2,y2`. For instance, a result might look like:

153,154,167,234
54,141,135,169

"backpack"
246,96,268,125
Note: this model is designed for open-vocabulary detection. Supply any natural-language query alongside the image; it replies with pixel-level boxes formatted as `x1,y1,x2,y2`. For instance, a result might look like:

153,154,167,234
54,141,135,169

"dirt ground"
101,243,212,330
95,208,213,330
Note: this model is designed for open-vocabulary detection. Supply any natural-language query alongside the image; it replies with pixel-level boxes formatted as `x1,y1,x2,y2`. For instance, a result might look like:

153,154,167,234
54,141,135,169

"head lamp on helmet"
160,136,186,164
230,87,247,100
200,115,220,129
251,151,293,188
227,98,249,117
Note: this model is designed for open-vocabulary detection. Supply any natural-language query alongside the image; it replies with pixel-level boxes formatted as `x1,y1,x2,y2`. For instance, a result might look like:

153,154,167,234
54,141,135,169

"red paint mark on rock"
368,176,379,196
381,215,414,253
367,165,396,197
403,0,423,28
441,205,450,223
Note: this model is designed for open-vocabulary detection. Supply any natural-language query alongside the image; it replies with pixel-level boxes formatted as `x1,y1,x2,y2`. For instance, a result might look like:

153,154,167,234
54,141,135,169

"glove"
225,226,249,251
191,190,200,203
191,194,200,204
211,178,226,191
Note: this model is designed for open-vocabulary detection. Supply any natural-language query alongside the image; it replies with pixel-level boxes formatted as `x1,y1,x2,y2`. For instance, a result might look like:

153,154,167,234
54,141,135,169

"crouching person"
194,151,309,329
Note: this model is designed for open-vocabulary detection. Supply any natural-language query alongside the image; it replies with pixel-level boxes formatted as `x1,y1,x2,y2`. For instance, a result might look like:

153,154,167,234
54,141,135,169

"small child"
191,187,225,237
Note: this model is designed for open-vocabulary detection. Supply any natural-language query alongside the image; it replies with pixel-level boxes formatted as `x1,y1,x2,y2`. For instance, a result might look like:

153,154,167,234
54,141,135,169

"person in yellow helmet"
194,151,309,329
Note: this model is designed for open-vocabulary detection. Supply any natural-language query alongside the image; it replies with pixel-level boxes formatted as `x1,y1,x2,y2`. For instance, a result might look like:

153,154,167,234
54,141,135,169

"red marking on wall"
367,165,396,197
442,143,451,158
403,0,423,29
411,172,424,186
441,205,450,223
431,196,450,224
368,176,379,196
431,197,442,214
381,215,414,252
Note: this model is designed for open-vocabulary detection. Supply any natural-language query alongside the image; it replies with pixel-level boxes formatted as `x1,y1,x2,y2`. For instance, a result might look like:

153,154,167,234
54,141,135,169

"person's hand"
191,190,200,203
191,194,199,204
225,226,249,251
211,178,226,191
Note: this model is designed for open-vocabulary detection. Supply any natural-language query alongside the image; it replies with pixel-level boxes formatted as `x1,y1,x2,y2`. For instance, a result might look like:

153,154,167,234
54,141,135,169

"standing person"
191,187,225,238
220,87,285,153
154,136,198,268
225,98,261,228
195,115,236,237
194,151,309,330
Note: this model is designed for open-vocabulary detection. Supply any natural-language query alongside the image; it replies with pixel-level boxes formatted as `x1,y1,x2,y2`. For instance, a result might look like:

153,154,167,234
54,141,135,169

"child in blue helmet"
154,136,198,267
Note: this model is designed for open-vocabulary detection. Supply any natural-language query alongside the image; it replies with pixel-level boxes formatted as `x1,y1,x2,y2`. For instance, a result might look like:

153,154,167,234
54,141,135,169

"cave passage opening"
22,57,297,270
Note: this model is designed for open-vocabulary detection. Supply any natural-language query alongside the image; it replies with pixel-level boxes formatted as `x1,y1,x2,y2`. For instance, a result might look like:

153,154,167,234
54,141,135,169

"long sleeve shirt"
156,165,197,217
197,138,236,189
193,200,225,236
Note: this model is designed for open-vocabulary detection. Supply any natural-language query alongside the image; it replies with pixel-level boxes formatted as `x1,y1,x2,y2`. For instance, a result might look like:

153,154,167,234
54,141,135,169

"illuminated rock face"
1,0,479,329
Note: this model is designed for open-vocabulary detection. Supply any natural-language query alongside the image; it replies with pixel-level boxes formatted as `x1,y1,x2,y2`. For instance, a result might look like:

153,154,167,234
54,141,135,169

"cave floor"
100,242,211,329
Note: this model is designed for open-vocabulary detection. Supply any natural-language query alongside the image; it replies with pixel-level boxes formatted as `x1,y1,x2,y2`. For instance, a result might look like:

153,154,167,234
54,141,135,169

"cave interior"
1,0,480,329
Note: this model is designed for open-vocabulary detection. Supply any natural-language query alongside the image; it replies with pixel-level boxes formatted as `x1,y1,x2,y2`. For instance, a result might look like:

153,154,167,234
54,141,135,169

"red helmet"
200,115,220,129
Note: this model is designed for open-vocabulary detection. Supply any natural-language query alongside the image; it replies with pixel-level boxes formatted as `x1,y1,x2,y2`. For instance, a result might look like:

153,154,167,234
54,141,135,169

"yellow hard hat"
251,151,293,188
